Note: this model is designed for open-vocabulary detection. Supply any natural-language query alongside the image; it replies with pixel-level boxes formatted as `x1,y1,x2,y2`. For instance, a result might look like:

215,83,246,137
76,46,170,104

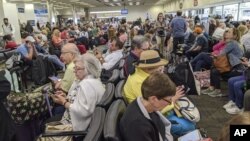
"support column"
47,0,56,24
0,0,21,43
72,5,77,24
237,3,240,21
84,8,89,21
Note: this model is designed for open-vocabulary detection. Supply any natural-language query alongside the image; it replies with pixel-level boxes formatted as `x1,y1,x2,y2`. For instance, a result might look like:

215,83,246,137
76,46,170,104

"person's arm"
25,45,34,60
122,120,155,141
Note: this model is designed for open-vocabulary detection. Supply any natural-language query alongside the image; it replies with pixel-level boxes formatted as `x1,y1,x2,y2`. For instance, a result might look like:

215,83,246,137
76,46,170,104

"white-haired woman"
43,53,105,141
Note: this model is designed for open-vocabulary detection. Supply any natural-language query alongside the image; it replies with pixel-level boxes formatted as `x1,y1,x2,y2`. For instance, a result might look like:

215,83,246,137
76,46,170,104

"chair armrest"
42,130,88,137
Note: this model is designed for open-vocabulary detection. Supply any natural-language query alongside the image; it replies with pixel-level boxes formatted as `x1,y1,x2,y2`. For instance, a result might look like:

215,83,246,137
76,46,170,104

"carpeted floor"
189,83,234,140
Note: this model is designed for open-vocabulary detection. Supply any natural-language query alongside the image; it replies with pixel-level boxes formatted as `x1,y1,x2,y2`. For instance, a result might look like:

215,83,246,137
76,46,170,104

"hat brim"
137,59,168,68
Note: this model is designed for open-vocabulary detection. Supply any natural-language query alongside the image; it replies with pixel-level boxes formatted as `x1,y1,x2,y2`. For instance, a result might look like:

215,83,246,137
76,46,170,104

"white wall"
164,0,243,12
89,5,164,21
2,2,21,43
57,5,164,21
17,4,36,24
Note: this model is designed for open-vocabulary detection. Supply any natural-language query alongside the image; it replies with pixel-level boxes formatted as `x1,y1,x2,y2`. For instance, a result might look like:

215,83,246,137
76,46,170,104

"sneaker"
208,90,223,97
223,100,236,110
226,106,243,114
201,88,214,95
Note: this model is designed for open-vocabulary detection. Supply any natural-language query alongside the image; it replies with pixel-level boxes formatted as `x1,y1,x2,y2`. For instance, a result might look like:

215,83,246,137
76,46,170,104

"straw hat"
137,50,168,68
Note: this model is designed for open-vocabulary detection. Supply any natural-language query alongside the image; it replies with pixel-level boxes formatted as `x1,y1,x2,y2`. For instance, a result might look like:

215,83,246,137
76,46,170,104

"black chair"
119,69,125,80
103,100,126,141
97,83,115,111
106,69,120,86
114,80,127,105
42,106,106,141
118,59,125,70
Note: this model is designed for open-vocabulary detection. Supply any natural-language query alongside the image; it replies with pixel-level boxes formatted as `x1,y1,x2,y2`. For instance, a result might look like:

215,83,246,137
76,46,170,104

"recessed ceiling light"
129,2,133,5
136,2,140,5
104,0,109,2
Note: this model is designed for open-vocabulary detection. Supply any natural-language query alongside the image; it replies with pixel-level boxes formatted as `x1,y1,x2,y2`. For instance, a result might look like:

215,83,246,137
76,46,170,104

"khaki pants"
37,122,73,141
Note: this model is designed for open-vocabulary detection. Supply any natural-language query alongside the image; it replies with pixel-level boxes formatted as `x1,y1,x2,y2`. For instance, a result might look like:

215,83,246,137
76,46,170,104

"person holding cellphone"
39,53,105,141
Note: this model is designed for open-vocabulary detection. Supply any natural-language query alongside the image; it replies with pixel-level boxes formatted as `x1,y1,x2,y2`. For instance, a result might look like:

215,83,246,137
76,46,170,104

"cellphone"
49,76,59,82
185,87,190,94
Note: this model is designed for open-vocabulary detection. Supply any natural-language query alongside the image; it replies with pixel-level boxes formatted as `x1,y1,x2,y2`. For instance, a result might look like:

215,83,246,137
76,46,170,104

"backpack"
32,56,57,85
167,61,200,95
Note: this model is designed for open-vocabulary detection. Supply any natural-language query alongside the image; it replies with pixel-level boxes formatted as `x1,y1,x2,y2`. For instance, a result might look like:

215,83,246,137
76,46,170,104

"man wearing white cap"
16,36,64,69
16,36,37,61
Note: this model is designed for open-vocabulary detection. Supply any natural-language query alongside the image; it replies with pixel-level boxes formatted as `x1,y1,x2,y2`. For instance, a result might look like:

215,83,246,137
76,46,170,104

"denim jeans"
228,75,245,108
191,52,213,71
38,54,64,70
167,111,196,136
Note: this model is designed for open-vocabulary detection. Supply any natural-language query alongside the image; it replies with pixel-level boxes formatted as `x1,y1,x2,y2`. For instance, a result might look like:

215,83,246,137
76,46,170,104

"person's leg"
156,35,161,47
172,37,178,54
226,80,245,114
190,53,204,67
244,90,250,111
194,60,206,72
228,76,244,102
234,80,245,109
47,55,65,70
210,68,221,89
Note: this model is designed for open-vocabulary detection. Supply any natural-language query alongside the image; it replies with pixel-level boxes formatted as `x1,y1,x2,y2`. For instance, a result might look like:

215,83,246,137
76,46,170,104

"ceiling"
7,0,165,9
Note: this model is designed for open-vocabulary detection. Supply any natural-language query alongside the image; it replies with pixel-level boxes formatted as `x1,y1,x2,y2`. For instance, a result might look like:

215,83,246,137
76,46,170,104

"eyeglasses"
161,98,172,104
74,66,85,71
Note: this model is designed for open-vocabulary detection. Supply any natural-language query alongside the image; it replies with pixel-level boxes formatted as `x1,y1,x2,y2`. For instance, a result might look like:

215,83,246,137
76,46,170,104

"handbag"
193,69,210,88
7,92,47,124
174,97,200,123
213,55,231,73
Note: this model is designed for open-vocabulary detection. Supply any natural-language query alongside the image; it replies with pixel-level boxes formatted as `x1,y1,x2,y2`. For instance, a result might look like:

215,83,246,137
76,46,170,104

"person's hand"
55,81,62,90
55,90,66,98
172,86,185,103
51,92,67,105
95,51,103,59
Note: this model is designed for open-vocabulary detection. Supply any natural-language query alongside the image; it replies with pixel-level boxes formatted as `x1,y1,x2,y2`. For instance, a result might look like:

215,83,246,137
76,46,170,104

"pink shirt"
212,41,226,56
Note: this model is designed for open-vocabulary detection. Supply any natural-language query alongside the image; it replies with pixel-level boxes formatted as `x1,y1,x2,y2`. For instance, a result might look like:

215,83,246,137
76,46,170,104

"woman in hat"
123,50,196,136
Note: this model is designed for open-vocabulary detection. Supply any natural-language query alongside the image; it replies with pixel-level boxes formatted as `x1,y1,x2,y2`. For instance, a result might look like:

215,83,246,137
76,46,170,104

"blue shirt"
221,40,243,67
16,44,29,59
170,16,187,38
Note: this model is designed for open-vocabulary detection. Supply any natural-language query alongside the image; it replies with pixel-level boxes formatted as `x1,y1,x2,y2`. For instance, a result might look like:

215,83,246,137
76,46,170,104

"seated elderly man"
16,36,64,70
94,37,124,70
123,35,149,77
54,43,79,92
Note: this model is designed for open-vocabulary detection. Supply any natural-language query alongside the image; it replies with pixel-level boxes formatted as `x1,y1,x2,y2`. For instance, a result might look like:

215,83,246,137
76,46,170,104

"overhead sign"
18,8,25,13
121,9,128,15
34,9,48,15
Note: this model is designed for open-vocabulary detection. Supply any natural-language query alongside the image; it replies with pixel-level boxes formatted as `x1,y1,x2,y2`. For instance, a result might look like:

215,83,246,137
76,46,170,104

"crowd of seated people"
4,10,250,141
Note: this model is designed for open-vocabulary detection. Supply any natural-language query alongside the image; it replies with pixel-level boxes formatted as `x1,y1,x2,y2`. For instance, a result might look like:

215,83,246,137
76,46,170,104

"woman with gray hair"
50,53,105,133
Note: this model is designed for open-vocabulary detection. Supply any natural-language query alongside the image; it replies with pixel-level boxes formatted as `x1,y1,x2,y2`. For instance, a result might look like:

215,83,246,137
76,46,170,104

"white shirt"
61,76,105,131
102,49,123,70
212,27,225,40
79,31,89,39
241,32,250,51
2,23,15,35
